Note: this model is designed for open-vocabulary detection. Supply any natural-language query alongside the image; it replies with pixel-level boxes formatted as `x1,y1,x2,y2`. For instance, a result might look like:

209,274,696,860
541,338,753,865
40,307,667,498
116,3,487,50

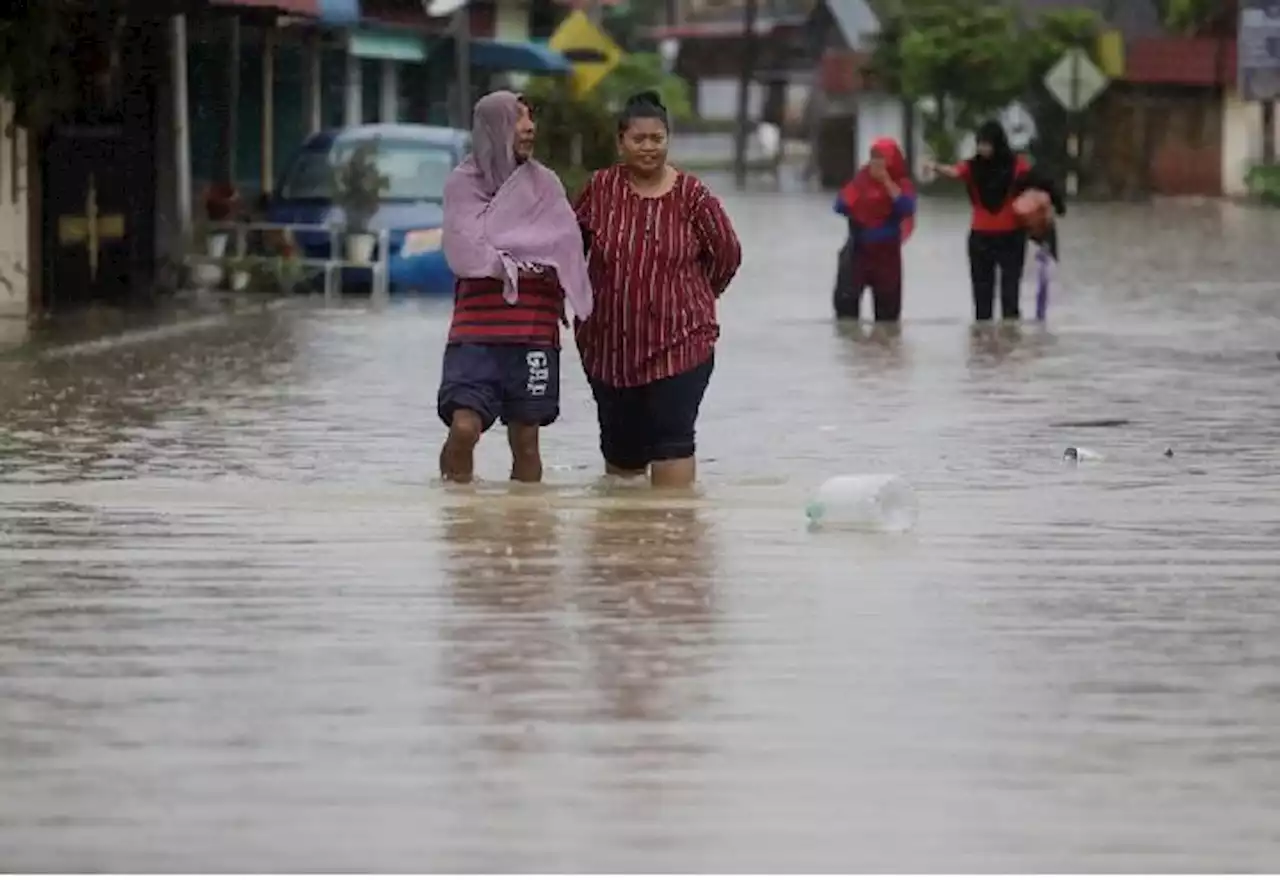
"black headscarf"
969,120,1017,214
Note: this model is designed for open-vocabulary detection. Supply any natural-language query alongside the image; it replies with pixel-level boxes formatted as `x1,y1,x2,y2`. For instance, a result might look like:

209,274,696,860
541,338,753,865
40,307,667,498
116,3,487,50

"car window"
279,138,457,201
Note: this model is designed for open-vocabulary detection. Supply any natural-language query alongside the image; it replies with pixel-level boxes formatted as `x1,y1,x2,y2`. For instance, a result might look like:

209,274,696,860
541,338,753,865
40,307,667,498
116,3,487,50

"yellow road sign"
548,10,623,97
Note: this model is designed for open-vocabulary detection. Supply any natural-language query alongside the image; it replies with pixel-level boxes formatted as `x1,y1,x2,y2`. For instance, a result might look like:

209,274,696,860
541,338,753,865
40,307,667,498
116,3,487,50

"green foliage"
1157,0,1223,33
594,52,693,122
332,140,389,233
1246,163,1280,206
524,77,616,196
868,0,1100,162
1023,9,1103,76
524,55,694,197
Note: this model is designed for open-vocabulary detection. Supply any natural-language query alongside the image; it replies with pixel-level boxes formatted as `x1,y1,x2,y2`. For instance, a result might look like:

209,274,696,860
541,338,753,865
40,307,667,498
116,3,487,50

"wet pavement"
3,183,1280,871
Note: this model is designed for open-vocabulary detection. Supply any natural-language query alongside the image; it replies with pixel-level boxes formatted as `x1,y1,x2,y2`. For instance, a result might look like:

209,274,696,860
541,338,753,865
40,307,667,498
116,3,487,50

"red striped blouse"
447,272,563,348
573,165,742,388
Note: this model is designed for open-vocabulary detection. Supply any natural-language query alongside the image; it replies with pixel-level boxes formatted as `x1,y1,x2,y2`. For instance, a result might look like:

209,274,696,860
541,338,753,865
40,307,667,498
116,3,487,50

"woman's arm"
926,159,966,179
691,183,743,296
572,173,596,255
891,189,917,217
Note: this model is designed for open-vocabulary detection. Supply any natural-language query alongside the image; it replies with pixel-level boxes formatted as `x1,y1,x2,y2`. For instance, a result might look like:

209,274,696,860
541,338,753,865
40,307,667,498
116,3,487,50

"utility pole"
424,0,472,128
732,0,759,188
1264,100,1276,163
455,6,471,129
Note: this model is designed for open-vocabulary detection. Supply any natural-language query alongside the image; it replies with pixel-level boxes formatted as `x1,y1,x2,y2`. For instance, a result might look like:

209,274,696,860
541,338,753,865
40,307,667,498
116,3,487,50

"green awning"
348,30,428,62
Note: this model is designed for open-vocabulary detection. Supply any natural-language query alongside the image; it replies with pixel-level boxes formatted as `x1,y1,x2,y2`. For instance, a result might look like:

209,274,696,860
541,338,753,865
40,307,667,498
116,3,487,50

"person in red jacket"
929,120,1062,321
832,137,917,322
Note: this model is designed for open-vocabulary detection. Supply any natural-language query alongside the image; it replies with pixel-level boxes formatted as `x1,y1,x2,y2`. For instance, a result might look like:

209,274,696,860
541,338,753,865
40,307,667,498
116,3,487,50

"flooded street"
3,184,1280,871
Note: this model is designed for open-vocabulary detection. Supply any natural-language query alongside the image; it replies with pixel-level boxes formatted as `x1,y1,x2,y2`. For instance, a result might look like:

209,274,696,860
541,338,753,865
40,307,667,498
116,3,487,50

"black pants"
832,239,902,322
968,231,1027,321
590,355,714,472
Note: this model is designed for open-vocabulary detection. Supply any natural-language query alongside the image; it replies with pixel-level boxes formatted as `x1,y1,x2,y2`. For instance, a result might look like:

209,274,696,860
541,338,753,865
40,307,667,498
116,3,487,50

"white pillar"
305,34,323,134
379,59,398,123
344,50,362,125
171,15,192,237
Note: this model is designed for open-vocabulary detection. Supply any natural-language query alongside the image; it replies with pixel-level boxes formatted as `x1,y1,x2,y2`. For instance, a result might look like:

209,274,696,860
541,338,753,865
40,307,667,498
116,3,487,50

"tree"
1154,0,1229,34
870,0,1029,161
868,0,1102,162
594,52,693,120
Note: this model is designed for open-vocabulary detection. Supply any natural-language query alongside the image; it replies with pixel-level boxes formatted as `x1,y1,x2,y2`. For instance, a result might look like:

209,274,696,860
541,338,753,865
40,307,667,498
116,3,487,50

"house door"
39,17,159,314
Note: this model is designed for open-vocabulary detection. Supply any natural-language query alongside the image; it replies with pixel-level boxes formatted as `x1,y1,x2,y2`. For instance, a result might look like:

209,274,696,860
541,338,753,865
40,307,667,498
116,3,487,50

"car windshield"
279,138,456,202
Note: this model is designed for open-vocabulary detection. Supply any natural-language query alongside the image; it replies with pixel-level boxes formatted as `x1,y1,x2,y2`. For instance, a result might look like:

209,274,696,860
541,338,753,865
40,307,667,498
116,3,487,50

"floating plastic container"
805,474,918,533
1063,446,1104,463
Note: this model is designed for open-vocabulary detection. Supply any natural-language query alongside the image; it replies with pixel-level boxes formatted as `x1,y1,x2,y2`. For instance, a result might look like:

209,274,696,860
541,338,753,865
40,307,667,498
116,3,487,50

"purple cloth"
442,91,593,320
1035,245,1052,320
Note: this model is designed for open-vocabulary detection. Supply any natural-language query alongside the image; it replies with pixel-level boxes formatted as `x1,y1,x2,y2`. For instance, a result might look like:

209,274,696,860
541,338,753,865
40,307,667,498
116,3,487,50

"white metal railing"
184,221,393,300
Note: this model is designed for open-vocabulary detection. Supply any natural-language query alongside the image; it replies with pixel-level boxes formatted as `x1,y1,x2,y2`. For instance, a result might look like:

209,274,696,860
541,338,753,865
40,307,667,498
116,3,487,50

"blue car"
265,124,471,295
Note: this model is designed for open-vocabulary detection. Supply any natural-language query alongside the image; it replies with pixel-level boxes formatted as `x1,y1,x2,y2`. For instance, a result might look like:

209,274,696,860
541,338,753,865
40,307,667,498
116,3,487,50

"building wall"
0,98,30,320
854,91,925,178
1149,91,1224,196
695,79,809,124
494,0,530,41
1094,84,1225,197
1222,92,1280,196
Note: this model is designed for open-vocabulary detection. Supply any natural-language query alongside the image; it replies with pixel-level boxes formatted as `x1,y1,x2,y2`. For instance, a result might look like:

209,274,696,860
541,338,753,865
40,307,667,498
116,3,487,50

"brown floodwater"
2,184,1280,871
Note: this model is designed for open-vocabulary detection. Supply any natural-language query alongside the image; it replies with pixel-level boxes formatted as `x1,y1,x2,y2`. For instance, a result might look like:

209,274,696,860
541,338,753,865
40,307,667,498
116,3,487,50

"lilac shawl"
442,91,593,320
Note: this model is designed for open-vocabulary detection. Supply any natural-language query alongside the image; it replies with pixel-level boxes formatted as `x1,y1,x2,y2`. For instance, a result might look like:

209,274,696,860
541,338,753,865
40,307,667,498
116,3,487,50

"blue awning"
468,39,572,73
316,0,360,25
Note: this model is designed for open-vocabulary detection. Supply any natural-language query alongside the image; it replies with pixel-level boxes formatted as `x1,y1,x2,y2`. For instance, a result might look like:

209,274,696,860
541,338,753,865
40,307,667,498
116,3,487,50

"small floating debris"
1049,418,1131,428
1063,446,1103,463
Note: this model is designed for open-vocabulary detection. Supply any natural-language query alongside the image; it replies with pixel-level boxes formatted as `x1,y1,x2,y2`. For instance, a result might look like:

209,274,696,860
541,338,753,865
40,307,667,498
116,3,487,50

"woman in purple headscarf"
438,91,593,484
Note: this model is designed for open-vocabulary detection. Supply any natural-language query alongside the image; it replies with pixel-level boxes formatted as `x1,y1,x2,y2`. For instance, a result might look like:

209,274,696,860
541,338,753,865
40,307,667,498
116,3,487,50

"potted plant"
202,181,243,271
332,139,389,264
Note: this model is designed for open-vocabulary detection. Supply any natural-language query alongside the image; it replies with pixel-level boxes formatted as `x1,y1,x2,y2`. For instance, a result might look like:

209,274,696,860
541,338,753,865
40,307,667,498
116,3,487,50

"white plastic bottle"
805,474,918,533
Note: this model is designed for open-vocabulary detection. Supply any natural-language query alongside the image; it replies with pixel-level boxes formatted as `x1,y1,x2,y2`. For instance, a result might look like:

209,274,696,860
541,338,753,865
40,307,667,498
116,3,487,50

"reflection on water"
441,499,569,737
577,499,718,723
3,194,1280,869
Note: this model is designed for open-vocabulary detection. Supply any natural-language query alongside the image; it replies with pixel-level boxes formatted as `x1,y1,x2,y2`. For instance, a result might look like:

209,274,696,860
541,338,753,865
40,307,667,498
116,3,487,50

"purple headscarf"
442,91,593,320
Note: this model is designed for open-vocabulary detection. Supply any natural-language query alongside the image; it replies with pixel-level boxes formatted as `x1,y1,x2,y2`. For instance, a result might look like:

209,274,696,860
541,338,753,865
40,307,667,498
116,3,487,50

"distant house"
1023,0,1276,197
646,0,816,125
809,0,929,185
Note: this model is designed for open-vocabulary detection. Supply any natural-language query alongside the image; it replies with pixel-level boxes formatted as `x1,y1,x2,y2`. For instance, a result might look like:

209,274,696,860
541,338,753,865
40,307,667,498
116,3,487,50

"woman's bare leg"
650,456,695,489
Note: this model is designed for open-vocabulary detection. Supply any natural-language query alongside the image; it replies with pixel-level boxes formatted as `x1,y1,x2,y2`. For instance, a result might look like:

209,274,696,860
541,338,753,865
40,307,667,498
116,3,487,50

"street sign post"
1043,47,1110,197
548,10,624,98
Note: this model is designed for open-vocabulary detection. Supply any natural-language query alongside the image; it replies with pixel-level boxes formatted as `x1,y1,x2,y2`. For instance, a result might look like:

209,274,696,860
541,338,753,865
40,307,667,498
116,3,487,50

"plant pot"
206,232,230,258
192,231,231,291
345,232,377,265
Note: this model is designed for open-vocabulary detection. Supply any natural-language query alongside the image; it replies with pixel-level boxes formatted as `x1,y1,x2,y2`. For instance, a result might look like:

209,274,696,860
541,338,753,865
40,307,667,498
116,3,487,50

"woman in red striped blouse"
574,91,743,489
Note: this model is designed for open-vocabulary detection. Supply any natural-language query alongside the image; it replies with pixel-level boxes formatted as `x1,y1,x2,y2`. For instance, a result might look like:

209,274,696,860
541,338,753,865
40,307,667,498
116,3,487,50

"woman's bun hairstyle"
618,90,670,134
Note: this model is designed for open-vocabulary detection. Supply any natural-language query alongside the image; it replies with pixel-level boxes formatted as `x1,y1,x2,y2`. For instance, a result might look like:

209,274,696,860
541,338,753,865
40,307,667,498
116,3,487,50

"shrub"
1245,163,1280,206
